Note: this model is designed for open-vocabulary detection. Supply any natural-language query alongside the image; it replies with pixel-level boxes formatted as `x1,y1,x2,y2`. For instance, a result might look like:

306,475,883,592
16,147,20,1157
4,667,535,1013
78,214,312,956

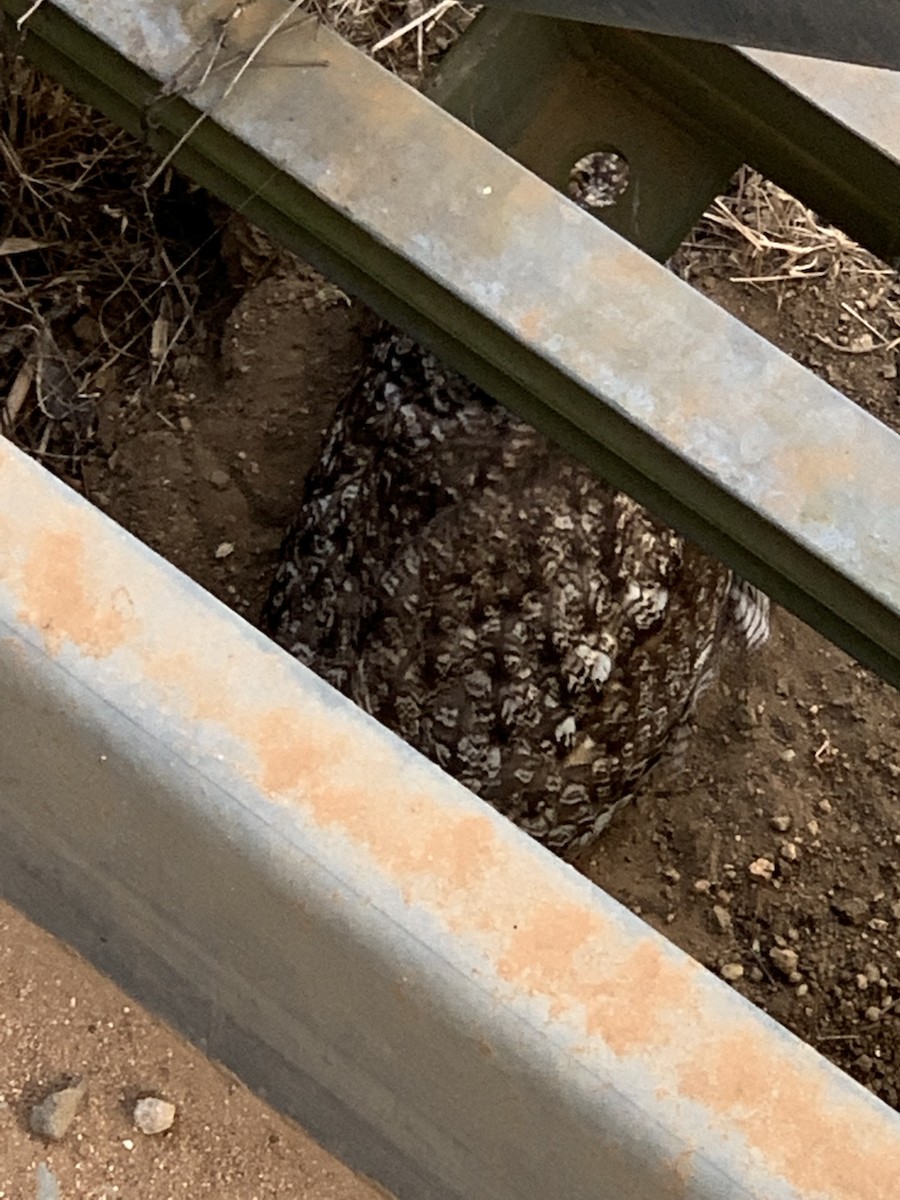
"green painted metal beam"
2,0,900,698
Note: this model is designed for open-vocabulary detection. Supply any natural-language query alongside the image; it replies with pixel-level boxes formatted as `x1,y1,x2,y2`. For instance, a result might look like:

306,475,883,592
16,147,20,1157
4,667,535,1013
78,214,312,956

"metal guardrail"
482,0,900,71
2,434,899,1200
4,0,900,690
2,2,900,1195
430,13,900,267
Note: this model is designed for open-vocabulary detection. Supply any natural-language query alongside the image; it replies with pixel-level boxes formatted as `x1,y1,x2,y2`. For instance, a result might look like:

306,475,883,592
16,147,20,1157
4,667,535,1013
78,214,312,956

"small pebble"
865,1006,883,1022
693,879,711,893
721,962,744,981
769,946,799,975
30,1078,86,1141
209,469,231,489
712,905,732,932
770,815,792,832
215,541,235,559
780,841,800,862
35,1162,60,1200
856,974,870,991
134,1096,177,1135
749,857,775,881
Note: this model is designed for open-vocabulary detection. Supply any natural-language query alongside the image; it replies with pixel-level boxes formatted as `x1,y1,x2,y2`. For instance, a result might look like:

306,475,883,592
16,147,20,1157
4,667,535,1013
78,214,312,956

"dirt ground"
0,900,391,1199
3,89,900,1195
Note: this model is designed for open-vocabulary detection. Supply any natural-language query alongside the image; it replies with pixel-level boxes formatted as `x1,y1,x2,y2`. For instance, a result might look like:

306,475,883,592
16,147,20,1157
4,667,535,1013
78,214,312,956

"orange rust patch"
18,529,133,658
497,903,697,1056
516,309,546,342
771,440,855,515
678,1030,898,1199
242,700,501,904
250,704,362,798
145,647,234,725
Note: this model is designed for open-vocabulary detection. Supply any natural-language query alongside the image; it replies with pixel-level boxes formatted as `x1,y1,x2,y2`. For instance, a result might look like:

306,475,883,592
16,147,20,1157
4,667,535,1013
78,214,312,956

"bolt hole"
568,150,630,210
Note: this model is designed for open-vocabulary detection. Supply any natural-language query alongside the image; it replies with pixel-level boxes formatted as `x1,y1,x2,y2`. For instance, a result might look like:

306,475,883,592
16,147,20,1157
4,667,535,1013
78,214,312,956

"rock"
865,1006,883,1022
780,841,800,862
35,1162,60,1200
30,1078,86,1141
712,905,732,932
134,1096,177,1135
770,814,792,832
749,857,775,881
769,946,799,975
208,469,231,489
214,541,235,559
720,962,744,982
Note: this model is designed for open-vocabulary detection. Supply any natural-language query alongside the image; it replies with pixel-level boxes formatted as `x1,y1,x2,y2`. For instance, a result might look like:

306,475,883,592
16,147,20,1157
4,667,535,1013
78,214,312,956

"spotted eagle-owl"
263,326,768,857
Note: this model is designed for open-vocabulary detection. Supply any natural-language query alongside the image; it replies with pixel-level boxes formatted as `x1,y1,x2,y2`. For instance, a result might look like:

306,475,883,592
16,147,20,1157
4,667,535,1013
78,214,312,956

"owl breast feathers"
264,327,768,857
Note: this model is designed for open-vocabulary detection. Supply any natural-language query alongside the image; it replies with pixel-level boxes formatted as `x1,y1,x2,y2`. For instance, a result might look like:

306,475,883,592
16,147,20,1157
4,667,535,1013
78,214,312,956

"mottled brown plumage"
263,327,768,856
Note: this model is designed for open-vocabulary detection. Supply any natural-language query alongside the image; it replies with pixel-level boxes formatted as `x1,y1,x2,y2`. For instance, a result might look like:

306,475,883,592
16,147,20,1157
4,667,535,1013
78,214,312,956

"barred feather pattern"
263,328,769,857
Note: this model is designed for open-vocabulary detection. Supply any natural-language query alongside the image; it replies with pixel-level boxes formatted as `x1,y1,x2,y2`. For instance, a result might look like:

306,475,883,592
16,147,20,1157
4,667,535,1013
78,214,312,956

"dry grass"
0,50,233,473
679,169,897,296
0,0,474,477
675,167,900,361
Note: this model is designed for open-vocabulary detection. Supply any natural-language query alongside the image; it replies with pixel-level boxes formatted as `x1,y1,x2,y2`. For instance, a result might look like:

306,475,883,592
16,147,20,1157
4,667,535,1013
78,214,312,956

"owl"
263,326,768,857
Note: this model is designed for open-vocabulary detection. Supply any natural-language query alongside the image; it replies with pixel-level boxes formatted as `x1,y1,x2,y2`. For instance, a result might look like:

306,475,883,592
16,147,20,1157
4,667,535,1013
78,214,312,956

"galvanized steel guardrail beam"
481,0,900,71
4,0,900,691
2,433,899,1199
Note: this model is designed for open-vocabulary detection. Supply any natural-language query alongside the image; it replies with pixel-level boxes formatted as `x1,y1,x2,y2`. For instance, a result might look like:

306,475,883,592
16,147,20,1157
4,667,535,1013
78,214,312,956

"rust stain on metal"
16,527,134,658
678,1029,898,1198
770,440,856,514
496,904,696,1056
249,703,500,902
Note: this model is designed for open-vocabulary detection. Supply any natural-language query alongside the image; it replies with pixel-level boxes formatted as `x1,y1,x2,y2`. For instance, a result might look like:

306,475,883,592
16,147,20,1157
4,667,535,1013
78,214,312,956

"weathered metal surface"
4,2,900,672
428,14,741,261
430,13,900,267
2,435,900,1199
597,29,900,267
479,0,900,71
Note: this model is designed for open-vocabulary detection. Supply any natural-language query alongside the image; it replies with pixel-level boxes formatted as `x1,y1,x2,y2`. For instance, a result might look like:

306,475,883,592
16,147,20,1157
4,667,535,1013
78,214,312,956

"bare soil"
0,900,387,1198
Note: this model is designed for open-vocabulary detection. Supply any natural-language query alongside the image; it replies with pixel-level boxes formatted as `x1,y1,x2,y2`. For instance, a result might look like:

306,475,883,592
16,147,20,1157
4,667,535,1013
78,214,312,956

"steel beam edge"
479,0,900,72
6,0,900,691
2,435,900,1199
